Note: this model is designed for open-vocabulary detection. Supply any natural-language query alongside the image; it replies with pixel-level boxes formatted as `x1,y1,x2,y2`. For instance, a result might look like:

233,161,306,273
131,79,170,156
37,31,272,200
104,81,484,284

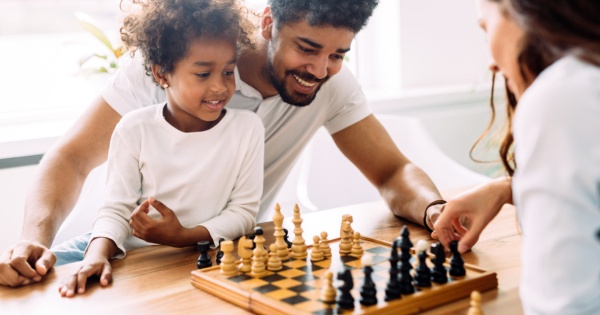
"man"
0,0,445,287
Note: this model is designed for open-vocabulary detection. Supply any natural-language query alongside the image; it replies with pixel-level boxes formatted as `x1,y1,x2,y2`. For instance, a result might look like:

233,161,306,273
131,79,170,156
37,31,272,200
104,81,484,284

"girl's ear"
151,64,169,89
260,7,274,40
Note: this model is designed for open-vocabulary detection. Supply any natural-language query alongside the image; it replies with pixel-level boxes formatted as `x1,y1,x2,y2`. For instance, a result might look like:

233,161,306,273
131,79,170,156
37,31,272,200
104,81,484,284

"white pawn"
219,241,237,276
319,231,332,258
468,291,484,315
310,235,324,261
320,270,337,304
267,244,283,271
350,231,364,257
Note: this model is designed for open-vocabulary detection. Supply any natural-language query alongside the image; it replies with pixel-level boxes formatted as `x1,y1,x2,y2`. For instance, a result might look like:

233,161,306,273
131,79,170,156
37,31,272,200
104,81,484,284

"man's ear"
260,6,274,40
151,64,169,88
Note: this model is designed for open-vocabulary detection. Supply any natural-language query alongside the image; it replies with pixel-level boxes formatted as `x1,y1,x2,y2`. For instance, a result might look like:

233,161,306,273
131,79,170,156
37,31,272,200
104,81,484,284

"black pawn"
449,241,466,277
360,265,377,306
215,238,225,265
397,226,415,295
413,249,432,287
430,242,448,284
283,228,292,248
336,269,355,309
197,241,212,269
385,241,401,301
248,233,256,250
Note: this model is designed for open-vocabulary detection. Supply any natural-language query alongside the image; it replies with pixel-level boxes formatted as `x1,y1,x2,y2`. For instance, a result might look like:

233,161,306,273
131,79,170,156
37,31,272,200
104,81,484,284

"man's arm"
0,96,121,287
331,114,443,226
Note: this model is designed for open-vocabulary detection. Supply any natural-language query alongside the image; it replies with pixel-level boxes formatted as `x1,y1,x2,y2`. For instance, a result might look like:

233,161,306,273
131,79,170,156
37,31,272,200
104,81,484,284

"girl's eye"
196,72,210,78
224,71,235,76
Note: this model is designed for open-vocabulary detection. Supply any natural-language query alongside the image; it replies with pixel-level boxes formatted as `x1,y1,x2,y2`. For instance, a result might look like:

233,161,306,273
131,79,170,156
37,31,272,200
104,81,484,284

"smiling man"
1,0,445,287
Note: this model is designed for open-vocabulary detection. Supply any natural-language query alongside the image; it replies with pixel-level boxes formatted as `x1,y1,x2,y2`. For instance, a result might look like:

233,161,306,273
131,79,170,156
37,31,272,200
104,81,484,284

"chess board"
191,236,497,315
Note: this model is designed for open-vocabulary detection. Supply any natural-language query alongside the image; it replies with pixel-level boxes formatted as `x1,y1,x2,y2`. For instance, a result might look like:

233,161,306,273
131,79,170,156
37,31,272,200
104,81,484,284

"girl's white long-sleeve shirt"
91,104,264,258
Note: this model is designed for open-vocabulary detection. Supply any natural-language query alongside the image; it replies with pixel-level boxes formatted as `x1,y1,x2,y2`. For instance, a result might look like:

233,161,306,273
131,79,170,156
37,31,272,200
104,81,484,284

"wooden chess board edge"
191,269,251,310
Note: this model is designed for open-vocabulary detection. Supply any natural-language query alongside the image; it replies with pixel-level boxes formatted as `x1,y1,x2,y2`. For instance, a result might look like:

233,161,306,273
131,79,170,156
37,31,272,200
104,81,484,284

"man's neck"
238,38,278,99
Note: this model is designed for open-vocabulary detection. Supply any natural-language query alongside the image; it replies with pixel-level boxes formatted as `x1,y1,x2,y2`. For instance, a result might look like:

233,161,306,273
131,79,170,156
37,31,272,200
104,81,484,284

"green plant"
75,12,126,75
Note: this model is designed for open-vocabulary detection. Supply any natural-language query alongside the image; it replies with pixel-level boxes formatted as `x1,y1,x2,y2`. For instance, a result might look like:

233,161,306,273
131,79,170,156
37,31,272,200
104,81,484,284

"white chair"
292,114,490,212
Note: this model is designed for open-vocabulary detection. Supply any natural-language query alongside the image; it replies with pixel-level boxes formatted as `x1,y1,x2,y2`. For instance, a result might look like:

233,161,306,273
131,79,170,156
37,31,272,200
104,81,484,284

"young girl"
57,0,263,297
434,0,600,313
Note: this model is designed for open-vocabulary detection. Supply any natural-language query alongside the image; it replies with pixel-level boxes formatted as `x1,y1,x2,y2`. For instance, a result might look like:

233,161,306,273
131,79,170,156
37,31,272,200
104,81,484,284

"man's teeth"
293,74,316,87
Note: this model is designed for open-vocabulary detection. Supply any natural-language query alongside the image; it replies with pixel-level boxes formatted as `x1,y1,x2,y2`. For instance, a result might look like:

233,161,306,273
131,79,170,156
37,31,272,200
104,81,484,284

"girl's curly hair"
120,0,255,85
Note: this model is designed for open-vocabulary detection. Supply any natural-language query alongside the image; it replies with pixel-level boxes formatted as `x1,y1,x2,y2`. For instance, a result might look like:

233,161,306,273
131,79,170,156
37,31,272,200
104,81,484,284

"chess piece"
319,231,332,258
310,235,324,261
283,228,292,248
385,240,401,301
197,241,212,269
350,231,364,257
339,220,353,254
267,244,283,271
272,203,290,261
430,242,448,284
252,227,268,264
336,269,355,309
216,237,225,265
237,236,253,273
320,270,337,304
449,241,466,277
219,240,236,276
340,214,354,239
290,204,307,259
467,290,484,315
250,232,267,277
248,232,256,250
359,256,377,306
413,240,432,287
397,226,414,295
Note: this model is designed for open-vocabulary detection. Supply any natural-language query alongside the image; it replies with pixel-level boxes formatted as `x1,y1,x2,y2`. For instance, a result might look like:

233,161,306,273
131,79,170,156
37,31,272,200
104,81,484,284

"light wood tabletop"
0,199,522,315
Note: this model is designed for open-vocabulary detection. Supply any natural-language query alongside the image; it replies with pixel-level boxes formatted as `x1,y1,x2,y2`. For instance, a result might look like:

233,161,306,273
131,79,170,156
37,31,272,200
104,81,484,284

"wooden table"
0,200,522,315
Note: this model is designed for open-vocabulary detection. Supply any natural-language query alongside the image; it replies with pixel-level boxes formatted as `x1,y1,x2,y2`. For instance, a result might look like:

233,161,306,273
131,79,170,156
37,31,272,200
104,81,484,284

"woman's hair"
120,0,256,84
472,0,600,176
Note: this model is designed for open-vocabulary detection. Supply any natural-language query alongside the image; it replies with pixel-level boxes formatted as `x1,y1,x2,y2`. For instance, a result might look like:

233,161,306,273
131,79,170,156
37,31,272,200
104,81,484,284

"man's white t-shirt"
103,53,372,222
513,56,600,314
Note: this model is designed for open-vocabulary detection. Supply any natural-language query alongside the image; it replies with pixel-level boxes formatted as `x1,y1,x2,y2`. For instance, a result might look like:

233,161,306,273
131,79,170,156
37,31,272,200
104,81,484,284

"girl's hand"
58,255,112,297
129,197,187,247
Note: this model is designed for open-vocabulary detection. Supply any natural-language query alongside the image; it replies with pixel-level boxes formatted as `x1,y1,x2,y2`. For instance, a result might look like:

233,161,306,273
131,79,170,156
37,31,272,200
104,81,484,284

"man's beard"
266,58,328,107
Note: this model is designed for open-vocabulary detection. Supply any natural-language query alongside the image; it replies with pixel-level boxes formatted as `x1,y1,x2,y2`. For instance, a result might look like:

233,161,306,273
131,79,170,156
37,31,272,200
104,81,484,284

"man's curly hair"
268,0,379,33
120,0,255,85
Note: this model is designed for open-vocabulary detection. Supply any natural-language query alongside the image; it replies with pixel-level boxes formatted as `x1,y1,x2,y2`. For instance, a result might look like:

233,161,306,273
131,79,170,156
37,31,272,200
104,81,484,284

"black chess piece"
449,241,466,277
360,264,378,306
385,241,401,301
397,226,415,295
336,269,355,309
215,238,225,265
248,232,256,250
197,241,212,269
430,242,448,284
283,228,292,248
413,249,432,287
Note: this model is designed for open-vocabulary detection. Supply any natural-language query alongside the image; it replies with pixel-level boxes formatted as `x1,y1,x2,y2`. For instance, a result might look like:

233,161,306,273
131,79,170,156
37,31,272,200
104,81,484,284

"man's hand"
58,255,112,297
0,241,56,287
129,197,187,247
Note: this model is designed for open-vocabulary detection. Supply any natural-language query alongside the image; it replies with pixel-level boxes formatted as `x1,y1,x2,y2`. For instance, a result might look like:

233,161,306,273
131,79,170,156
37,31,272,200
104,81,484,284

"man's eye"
298,46,315,54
